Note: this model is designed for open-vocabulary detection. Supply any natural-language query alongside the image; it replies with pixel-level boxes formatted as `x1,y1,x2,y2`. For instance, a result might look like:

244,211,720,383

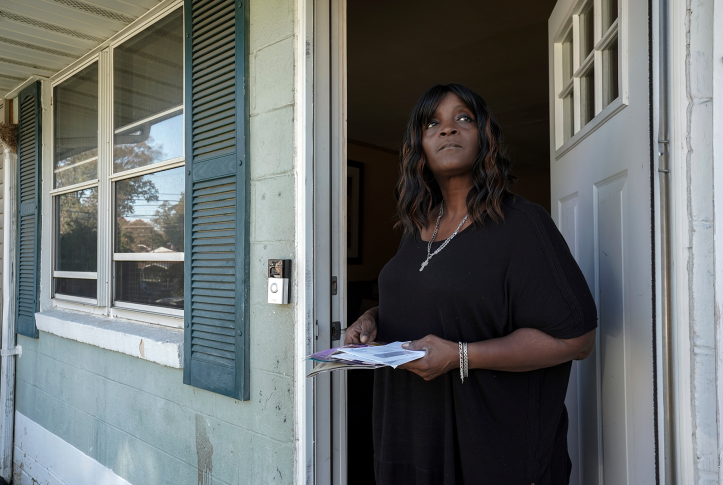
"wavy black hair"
395,83,516,233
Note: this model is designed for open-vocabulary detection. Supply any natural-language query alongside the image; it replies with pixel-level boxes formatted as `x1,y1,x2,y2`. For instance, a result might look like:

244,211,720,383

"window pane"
562,31,573,82
56,187,98,272
114,111,183,173
54,62,98,188
580,3,595,58
563,91,574,142
115,261,183,309
115,167,185,253
602,0,619,31
55,278,97,299
113,8,183,173
603,37,619,107
581,67,595,126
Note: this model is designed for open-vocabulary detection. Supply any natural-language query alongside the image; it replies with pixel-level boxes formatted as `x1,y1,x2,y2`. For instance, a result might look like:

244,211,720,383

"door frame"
293,0,315,482
295,0,689,483
294,0,349,483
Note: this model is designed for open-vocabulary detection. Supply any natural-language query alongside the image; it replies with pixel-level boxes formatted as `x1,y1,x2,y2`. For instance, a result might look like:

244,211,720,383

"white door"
548,0,655,484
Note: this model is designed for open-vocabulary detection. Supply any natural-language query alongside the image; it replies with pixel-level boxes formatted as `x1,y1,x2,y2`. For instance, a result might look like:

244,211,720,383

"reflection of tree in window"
57,188,98,272
153,192,185,251
113,140,163,173
115,167,184,254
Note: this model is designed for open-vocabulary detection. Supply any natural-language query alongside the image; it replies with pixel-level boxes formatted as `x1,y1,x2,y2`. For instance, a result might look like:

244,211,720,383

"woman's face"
421,92,481,179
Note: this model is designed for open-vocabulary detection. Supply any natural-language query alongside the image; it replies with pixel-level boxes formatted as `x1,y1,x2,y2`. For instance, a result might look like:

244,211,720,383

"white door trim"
714,2,723,483
668,0,695,480
294,0,315,483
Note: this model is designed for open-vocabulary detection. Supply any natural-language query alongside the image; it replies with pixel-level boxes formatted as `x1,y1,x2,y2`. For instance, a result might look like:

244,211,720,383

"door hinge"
331,321,341,341
314,320,319,339
331,276,337,295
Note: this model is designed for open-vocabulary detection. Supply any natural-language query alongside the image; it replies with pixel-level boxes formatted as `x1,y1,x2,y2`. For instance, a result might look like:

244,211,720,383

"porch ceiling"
0,0,162,99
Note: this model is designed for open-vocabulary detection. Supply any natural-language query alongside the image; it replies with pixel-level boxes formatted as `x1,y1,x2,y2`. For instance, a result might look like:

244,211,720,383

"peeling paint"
195,414,213,485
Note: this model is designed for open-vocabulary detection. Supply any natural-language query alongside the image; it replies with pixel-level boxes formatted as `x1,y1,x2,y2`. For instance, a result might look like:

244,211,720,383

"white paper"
335,341,425,368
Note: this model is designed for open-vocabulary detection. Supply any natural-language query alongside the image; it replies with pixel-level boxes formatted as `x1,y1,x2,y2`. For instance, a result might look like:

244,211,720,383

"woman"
344,84,597,485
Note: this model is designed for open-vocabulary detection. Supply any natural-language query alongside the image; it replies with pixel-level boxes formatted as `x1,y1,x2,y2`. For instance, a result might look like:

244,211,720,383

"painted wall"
13,0,298,483
681,0,718,482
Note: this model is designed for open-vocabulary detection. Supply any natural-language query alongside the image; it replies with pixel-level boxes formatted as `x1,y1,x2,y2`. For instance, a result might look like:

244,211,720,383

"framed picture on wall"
347,160,363,264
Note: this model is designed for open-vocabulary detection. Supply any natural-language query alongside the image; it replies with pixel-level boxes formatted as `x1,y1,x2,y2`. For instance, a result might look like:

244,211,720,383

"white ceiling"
348,0,557,177
0,0,162,99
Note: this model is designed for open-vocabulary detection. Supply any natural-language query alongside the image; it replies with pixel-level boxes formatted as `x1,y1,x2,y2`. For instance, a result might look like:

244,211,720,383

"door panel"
595,173,630,485
549,0,654,483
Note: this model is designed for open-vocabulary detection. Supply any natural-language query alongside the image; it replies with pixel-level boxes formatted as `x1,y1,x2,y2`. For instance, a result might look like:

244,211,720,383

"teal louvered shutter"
183,0,250,400
16,81,42,339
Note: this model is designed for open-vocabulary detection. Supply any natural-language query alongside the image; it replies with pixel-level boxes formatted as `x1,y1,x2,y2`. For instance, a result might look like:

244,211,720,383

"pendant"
419,260,429,271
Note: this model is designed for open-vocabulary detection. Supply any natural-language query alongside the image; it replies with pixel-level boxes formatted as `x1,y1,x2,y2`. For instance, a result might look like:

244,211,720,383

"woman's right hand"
344,306,379,345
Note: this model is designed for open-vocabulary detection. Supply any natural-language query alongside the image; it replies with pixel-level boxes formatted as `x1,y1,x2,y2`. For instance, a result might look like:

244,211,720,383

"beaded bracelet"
459,342,469,383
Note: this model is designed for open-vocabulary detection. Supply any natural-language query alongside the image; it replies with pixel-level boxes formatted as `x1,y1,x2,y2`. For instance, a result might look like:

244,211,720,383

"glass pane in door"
580,3,595,58
603,37,620,107
562,31,573,82
563,91,574,142
581,67,595,126
602,0,619,31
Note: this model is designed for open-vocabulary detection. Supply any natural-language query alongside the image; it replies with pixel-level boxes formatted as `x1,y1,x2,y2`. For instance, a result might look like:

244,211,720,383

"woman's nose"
440,126,458,136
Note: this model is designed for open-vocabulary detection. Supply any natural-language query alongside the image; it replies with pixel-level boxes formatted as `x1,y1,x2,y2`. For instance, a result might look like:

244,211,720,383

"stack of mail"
306,342,425,378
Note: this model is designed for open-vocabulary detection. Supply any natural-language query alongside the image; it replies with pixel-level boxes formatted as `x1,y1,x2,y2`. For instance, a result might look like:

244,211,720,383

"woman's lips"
438,143,463,152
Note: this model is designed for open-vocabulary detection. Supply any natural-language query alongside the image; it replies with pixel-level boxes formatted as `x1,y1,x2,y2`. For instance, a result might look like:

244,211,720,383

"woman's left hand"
400,335,459,380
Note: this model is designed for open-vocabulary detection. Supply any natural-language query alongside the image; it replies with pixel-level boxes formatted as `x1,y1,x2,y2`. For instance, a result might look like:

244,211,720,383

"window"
51,7,184,320
554,0,622,149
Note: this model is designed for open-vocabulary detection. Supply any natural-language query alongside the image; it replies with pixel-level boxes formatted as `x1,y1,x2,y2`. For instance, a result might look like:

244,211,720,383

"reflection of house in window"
115,259,183,309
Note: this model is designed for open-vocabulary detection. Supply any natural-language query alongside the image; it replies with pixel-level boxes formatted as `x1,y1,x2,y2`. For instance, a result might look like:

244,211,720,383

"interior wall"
347,142,402,283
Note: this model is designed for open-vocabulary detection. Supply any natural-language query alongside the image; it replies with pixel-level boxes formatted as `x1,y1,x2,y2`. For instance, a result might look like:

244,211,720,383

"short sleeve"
506,202,598,339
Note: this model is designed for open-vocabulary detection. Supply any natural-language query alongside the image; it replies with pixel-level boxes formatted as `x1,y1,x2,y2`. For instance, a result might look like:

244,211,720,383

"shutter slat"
192,4,234,36
16,82,41,339
191,316,235,328
192,323,236,337
191,351,235,364
192,207,235,219
191,309,235,322
191,0,229,26
192,336,235,352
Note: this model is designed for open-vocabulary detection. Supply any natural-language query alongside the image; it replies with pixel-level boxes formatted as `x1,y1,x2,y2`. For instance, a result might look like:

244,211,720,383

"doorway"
345,1,557,483
311,0,656,483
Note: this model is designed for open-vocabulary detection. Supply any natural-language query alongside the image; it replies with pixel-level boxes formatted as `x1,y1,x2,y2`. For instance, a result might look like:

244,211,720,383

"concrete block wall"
13,0,298,483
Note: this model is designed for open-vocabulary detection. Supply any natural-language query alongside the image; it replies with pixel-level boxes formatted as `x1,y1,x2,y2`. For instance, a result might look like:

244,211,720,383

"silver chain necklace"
419,201,469,271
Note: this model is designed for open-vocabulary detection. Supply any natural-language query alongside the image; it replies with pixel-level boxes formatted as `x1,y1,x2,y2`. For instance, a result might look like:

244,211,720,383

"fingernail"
402,343,408,349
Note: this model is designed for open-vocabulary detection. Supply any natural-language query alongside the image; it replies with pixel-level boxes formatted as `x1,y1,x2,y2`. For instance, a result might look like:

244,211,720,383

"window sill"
35,309,183,369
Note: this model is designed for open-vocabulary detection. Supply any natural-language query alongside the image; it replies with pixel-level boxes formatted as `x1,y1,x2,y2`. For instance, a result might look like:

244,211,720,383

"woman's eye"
458,115,474,122
425,121,438,129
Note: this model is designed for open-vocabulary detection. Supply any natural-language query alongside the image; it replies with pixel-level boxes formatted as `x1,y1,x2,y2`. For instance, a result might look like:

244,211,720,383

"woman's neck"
439,178,473,221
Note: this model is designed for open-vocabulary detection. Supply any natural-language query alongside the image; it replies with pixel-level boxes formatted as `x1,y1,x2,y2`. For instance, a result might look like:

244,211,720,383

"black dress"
373,196,598,485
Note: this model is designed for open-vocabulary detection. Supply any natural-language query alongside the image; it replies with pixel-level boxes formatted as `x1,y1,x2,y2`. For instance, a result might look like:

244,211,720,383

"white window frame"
46,0,185,328
552,0,629,158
